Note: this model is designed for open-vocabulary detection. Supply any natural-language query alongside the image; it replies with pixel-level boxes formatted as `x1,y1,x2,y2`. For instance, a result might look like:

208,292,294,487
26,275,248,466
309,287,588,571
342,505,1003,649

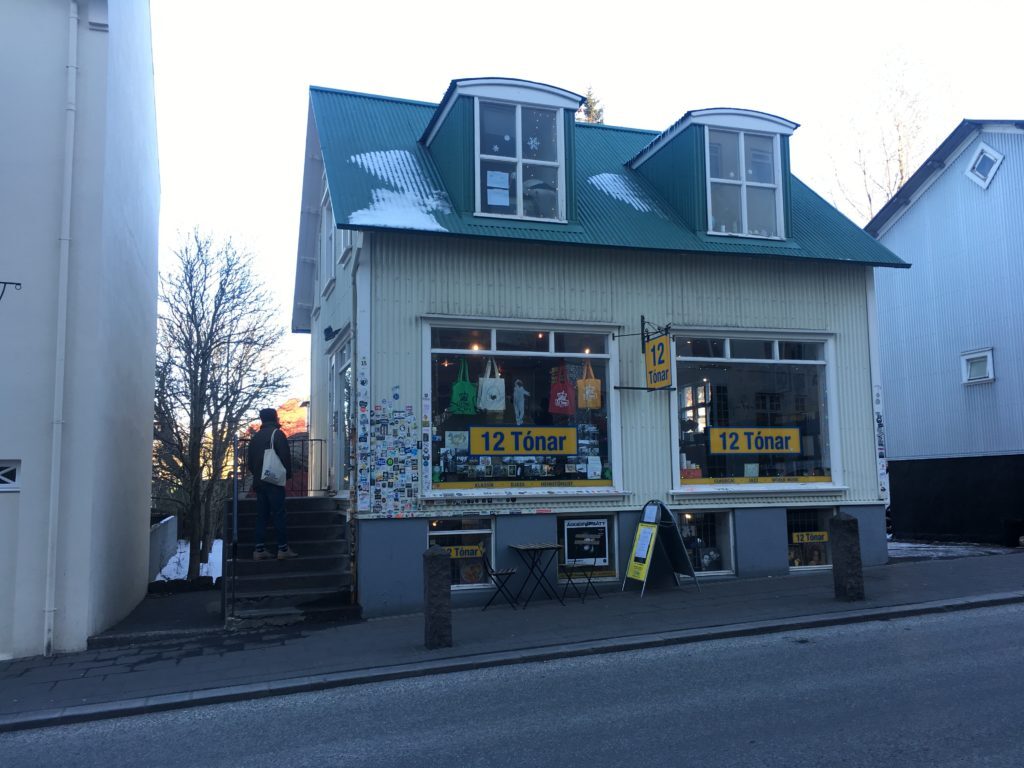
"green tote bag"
449,358,477,415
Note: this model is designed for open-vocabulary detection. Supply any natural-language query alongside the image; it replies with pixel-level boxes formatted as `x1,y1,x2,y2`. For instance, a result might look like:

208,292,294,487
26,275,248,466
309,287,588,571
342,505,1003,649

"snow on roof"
587,173,654,214
347,150,451,232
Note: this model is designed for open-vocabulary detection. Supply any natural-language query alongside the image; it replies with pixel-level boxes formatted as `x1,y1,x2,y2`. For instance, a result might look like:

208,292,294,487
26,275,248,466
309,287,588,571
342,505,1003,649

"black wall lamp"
323,325,339,342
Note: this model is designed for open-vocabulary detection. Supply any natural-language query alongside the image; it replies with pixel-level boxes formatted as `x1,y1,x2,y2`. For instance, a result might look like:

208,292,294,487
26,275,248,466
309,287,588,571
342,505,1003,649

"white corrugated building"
292,78,905,616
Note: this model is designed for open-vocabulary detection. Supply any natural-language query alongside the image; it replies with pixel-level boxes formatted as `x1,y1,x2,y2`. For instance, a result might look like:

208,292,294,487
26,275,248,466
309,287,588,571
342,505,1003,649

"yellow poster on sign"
626,523,659,582
469,426,577,455
645,335,672,390
709,427,801,454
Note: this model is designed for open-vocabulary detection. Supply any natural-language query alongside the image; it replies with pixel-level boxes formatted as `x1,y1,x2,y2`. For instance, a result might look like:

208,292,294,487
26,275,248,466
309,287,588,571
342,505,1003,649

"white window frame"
421,318,622,500
670,331,843,496
961,347,994,384
320,190,336,299
0,460,20,492
964,142,1003,189
474,99,567,223
428,516,495,591
704,127,785,239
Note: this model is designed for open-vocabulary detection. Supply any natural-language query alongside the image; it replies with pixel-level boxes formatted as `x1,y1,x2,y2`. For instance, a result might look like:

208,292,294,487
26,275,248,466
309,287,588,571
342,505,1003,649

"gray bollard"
423,544,453,649
828,512,865,601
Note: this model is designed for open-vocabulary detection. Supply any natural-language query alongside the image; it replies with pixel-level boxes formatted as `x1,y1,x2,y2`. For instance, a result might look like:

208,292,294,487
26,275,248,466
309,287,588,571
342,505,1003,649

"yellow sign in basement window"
443,545,484,559
792,531,828,544
709,427,801,454
469,426,577,455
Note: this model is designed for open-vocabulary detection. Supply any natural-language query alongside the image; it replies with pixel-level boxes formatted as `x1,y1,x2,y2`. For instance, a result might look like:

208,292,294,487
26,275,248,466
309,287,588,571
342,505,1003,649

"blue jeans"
254,483,288,550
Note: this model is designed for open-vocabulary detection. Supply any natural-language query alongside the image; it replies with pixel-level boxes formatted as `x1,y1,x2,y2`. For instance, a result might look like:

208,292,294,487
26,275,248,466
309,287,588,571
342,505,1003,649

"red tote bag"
548,364,576,415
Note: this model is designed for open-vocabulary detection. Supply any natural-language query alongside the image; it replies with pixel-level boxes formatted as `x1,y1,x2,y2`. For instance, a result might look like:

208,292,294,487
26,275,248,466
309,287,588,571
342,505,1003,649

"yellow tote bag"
576,360,602,409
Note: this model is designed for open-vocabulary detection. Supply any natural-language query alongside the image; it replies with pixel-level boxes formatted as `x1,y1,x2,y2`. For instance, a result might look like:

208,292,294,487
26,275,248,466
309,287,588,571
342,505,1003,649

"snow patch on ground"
587,173,654,213
156,539,222,580
887,540,1018,560
348,150,450,231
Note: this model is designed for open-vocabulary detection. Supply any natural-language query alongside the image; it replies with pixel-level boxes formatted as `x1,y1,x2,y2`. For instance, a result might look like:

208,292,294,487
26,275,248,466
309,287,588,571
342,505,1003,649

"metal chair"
481,550,518,611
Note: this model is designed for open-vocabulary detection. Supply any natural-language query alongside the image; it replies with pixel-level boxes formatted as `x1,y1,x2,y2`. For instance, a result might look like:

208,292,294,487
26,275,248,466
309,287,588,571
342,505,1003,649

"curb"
3,590,1023,733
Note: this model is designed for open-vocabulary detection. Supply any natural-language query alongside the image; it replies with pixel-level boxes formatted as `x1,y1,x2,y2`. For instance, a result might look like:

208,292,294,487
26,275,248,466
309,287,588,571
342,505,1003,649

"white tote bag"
260,429,288,486
476,358,506,412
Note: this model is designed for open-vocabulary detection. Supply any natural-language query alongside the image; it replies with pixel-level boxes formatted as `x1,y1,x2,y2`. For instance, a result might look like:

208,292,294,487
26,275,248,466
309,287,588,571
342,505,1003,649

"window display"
556,515,616,580
787,508,833,567
677,335,831,485
428,517,494,588
677,511,734,573
429,326,613,490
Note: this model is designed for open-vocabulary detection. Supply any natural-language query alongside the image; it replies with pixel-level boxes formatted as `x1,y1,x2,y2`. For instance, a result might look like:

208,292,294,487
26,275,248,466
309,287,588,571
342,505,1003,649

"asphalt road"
4,604,1023,767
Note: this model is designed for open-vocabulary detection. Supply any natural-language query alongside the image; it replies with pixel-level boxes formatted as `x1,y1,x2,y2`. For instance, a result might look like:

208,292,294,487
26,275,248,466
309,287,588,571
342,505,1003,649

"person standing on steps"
247,408,298,560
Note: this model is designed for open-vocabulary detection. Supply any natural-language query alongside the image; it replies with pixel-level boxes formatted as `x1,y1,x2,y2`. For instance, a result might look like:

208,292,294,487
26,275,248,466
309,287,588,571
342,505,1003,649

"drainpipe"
43,0,79,656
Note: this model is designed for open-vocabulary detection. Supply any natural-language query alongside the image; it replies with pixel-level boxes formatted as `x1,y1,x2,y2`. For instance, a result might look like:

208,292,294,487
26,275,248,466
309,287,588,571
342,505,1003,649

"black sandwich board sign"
623,500,700,597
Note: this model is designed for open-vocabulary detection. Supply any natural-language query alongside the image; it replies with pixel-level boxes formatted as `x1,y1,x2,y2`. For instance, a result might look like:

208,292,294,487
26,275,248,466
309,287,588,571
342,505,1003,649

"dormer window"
422,79,583,223
706,128,783,238
477,100,564,220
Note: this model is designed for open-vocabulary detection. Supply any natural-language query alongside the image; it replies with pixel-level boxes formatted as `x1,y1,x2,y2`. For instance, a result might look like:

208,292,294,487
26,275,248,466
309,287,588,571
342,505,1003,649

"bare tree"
832,79,925,224
153,231,288,579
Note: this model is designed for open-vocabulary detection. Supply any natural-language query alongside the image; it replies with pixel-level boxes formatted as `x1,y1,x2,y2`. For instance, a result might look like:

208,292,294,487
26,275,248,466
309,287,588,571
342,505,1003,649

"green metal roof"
310,86,907,269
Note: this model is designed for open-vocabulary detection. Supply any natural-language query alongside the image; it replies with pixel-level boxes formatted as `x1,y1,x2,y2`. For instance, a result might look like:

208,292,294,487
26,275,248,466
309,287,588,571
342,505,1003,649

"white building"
0,0,160,659
292,78,905,617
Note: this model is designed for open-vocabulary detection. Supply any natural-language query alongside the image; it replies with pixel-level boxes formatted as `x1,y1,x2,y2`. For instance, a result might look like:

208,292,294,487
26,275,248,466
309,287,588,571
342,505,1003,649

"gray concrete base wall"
357,518,429,617
734,507,789,577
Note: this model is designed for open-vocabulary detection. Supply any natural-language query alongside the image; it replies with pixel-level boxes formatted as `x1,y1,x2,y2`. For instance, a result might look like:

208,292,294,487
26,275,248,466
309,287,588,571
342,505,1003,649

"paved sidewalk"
2,552,1022,732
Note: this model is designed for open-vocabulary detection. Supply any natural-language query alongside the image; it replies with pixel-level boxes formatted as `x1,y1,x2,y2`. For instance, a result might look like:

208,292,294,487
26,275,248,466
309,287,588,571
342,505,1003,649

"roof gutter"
44,0,79,656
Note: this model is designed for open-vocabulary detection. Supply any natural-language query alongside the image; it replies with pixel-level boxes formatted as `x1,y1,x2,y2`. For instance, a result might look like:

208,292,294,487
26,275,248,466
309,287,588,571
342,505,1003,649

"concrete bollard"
423,544,453,649
829,512,865,601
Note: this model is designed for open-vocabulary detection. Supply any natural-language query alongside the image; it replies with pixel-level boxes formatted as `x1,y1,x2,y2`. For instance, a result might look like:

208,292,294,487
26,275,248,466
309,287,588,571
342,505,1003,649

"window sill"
705,230,785,241
422,487,629,502
473,211,569,225
0,488,20,493
671,483,847,497
963,378,994,386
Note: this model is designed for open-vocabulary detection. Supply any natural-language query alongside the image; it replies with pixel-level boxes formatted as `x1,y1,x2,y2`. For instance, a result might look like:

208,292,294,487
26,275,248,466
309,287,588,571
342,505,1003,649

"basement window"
961,348,993,384
964,143,1003,189
0,461,19,491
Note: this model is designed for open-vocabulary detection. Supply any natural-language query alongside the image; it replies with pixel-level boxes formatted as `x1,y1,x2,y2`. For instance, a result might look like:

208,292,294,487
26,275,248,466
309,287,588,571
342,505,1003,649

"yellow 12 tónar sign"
645,334,672,390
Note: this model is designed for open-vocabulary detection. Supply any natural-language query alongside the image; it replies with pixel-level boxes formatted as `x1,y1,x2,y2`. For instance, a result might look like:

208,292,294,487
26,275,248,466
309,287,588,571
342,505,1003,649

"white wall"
0,0,159,658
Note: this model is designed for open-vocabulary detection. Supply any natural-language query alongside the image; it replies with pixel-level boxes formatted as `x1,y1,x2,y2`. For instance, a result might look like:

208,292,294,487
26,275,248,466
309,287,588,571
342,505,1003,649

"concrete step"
231,539,350,560
232,509,348,529
231,553,349,576
229,586,356,612
234,569,352,592
235,496,349,513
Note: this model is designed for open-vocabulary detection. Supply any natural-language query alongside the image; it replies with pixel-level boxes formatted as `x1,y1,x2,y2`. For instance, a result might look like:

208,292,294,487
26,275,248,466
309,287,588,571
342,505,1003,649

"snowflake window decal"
492,145,500,153
527,137,541,151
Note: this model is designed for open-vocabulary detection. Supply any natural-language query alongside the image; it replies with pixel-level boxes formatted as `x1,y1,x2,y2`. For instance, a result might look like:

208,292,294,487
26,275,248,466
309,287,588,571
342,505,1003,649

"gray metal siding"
367,232,880,514
876,130,1024,459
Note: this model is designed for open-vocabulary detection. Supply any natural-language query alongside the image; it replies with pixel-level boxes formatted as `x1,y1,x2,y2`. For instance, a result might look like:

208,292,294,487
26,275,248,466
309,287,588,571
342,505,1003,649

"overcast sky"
150,0,1024,398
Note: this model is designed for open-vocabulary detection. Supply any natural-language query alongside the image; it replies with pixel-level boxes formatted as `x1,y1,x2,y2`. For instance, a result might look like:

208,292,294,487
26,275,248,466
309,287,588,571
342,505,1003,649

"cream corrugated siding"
369,232,879,512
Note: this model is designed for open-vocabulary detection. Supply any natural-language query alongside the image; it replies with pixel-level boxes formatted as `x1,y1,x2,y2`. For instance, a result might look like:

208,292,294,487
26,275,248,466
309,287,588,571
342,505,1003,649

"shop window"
961,348,993,384
787,508,833,568
677,335,831,486
964,142,1003,189
0,461,19,491
556,515,617,581
477,100,564,221
428,517,494,589
706,128,783,238
677,511,734,573
428,324,614,492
